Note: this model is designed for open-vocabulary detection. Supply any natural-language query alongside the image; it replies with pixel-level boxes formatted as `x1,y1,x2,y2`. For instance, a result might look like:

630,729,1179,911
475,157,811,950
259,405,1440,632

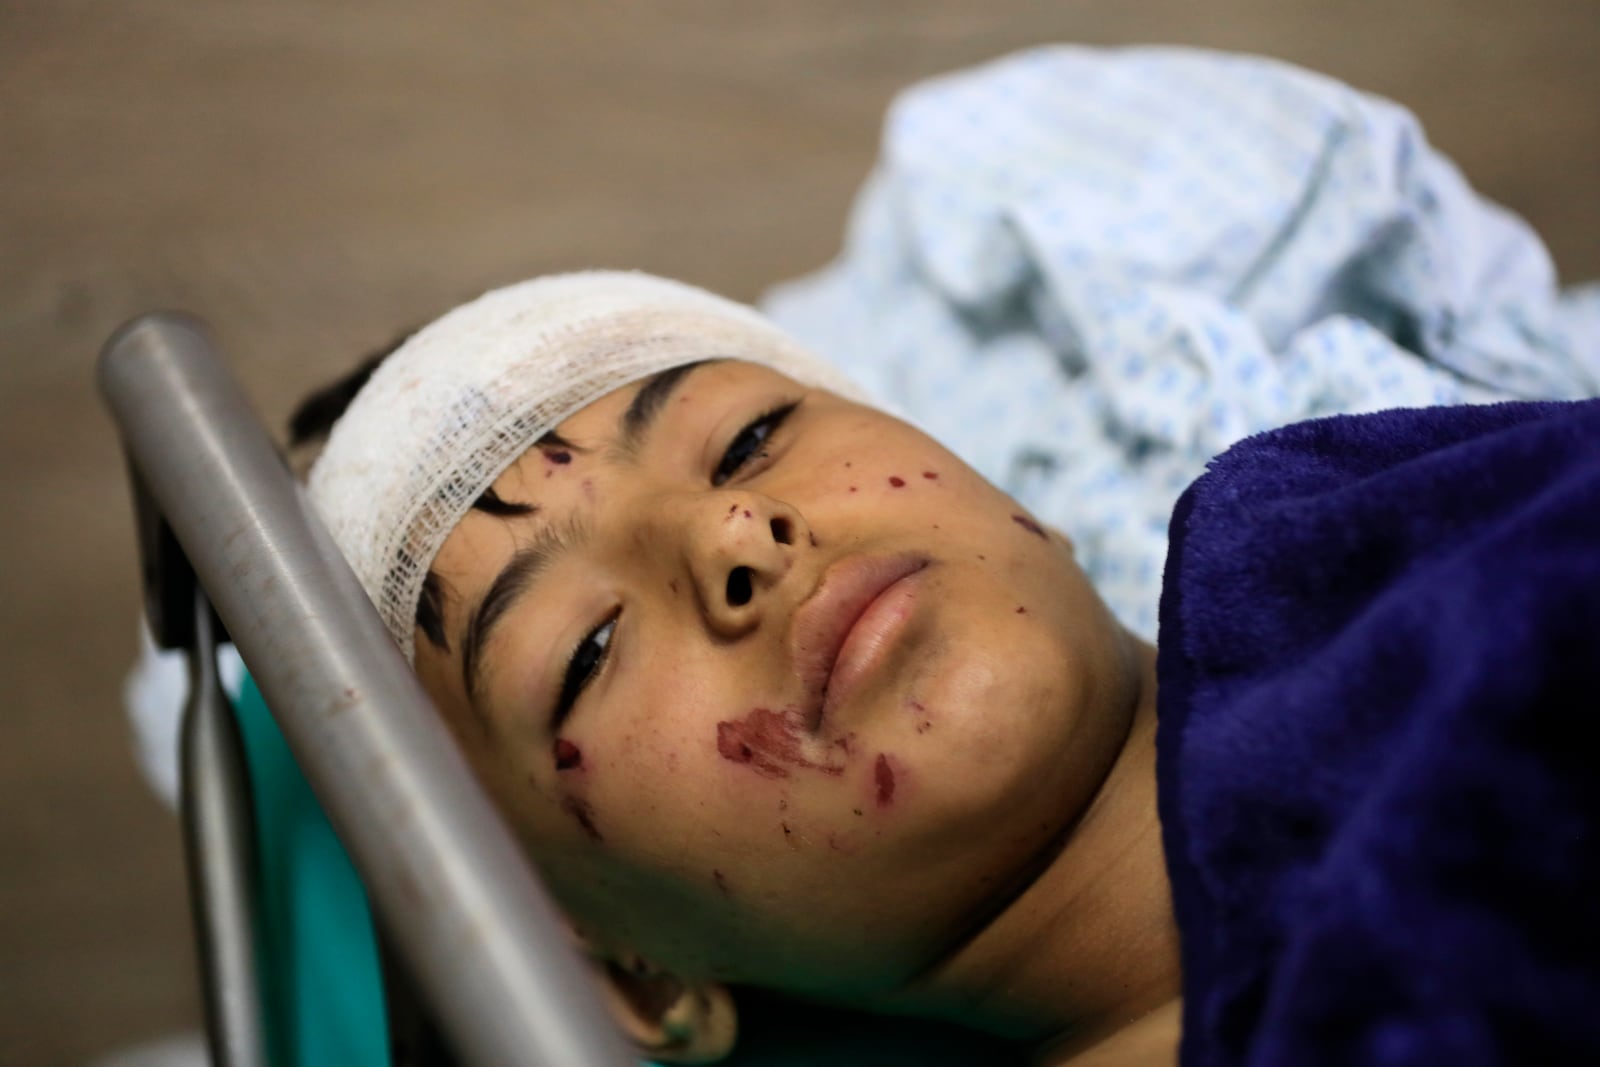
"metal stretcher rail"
99,314,633,1067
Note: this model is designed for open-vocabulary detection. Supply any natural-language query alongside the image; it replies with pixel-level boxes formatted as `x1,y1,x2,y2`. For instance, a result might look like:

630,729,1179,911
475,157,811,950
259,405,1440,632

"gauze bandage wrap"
307,271,863,662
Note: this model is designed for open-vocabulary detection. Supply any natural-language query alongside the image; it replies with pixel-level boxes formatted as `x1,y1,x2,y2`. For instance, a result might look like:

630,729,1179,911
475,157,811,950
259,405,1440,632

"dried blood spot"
1016,606,1027,614
716,707,845,779
553,739,582,770
669,579,679,593
808,532,819,547
562,796,602,842
917,722,932,734
1011,513,1048,540
743,509,752,518
849,486,858,493
922,471,938,480
712,870,732,897
543,449,572,465
888,476,906,488
875,754,896,807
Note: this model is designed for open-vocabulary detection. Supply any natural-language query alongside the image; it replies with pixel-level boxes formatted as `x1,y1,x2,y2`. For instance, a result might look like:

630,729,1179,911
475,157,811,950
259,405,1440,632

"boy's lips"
790,552,931,730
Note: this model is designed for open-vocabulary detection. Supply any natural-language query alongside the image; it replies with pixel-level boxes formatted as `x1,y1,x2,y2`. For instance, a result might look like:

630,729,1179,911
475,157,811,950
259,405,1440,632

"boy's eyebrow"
460,513,589,712
615,360,710,460
460,362,710,713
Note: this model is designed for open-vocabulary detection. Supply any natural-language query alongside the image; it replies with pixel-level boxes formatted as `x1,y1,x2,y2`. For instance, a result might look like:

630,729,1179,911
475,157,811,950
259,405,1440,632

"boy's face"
414,360,1139,1001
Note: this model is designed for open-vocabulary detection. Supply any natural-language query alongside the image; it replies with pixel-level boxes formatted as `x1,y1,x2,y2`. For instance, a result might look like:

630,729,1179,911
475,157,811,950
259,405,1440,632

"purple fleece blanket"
1156,399,1600,1066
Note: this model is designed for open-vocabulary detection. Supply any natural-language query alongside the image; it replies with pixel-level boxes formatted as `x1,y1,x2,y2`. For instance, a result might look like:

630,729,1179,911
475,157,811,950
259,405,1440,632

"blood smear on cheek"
874,754,896,807
553,739,582,770
716,707,845,779
562,795,603,842
1011,513,1048,540
889,476,906,488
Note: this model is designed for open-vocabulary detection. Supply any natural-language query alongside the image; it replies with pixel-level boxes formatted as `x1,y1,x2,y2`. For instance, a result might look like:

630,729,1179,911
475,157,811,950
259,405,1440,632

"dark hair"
287,328,414,450
288,328,533,655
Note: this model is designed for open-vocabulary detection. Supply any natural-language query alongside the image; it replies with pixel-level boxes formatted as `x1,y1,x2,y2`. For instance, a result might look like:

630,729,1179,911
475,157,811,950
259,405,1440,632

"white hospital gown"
764,46,1600,640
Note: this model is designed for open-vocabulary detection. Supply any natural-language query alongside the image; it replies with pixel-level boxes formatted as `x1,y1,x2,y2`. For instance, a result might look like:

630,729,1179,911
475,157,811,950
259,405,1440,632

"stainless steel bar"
99,314,632,1067
180,588,269,1067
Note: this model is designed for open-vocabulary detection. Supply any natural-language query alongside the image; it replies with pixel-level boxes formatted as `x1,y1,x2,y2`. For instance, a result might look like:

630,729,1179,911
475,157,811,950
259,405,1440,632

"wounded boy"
296,270,1600,1066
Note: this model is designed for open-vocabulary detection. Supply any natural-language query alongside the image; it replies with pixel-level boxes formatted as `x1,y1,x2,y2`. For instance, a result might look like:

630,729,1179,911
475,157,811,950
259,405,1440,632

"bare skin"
410,360,1180,1063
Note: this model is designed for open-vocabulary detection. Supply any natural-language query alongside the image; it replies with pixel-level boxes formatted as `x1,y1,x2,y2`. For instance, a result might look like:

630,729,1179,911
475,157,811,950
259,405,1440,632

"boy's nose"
680,492,809,637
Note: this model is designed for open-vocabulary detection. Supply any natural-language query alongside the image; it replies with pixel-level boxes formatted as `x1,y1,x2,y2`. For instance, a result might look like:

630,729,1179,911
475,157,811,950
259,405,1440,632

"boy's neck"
891,637,1182,1062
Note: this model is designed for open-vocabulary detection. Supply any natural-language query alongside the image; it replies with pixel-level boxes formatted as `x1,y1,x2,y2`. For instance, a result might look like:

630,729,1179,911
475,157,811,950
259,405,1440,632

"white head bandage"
307,270,862,662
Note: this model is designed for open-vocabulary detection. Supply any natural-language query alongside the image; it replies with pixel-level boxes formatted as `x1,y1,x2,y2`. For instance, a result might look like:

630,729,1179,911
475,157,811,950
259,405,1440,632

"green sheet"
234,674,388,1067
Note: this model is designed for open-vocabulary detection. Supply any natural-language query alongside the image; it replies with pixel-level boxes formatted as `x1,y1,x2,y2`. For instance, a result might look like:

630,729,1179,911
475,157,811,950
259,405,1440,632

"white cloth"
124,620,244,809
88,1031,209,1067
764,45,1600,639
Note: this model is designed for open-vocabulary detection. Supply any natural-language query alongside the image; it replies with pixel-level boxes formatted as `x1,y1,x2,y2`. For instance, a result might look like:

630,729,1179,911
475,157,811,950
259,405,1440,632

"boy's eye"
713,401,799,486
555,614,616,725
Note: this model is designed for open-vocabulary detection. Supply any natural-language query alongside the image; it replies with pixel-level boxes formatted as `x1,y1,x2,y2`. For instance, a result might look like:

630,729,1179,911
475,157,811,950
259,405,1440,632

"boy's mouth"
790,552,931,731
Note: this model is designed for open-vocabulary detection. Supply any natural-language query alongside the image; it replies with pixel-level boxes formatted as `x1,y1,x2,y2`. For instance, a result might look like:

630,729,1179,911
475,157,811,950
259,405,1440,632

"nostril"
769,516,793,545
726,566,754,607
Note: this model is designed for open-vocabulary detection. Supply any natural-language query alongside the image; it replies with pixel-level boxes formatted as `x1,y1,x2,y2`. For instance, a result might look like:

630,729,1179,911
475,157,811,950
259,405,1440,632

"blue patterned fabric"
766,46,1600,640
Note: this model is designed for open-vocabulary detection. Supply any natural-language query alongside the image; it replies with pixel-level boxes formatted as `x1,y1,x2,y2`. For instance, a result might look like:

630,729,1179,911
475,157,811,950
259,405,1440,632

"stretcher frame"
99,314,633,1067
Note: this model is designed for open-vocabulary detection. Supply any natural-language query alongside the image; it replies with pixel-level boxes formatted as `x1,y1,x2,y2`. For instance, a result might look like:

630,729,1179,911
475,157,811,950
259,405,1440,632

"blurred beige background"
2,3,1596,1064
